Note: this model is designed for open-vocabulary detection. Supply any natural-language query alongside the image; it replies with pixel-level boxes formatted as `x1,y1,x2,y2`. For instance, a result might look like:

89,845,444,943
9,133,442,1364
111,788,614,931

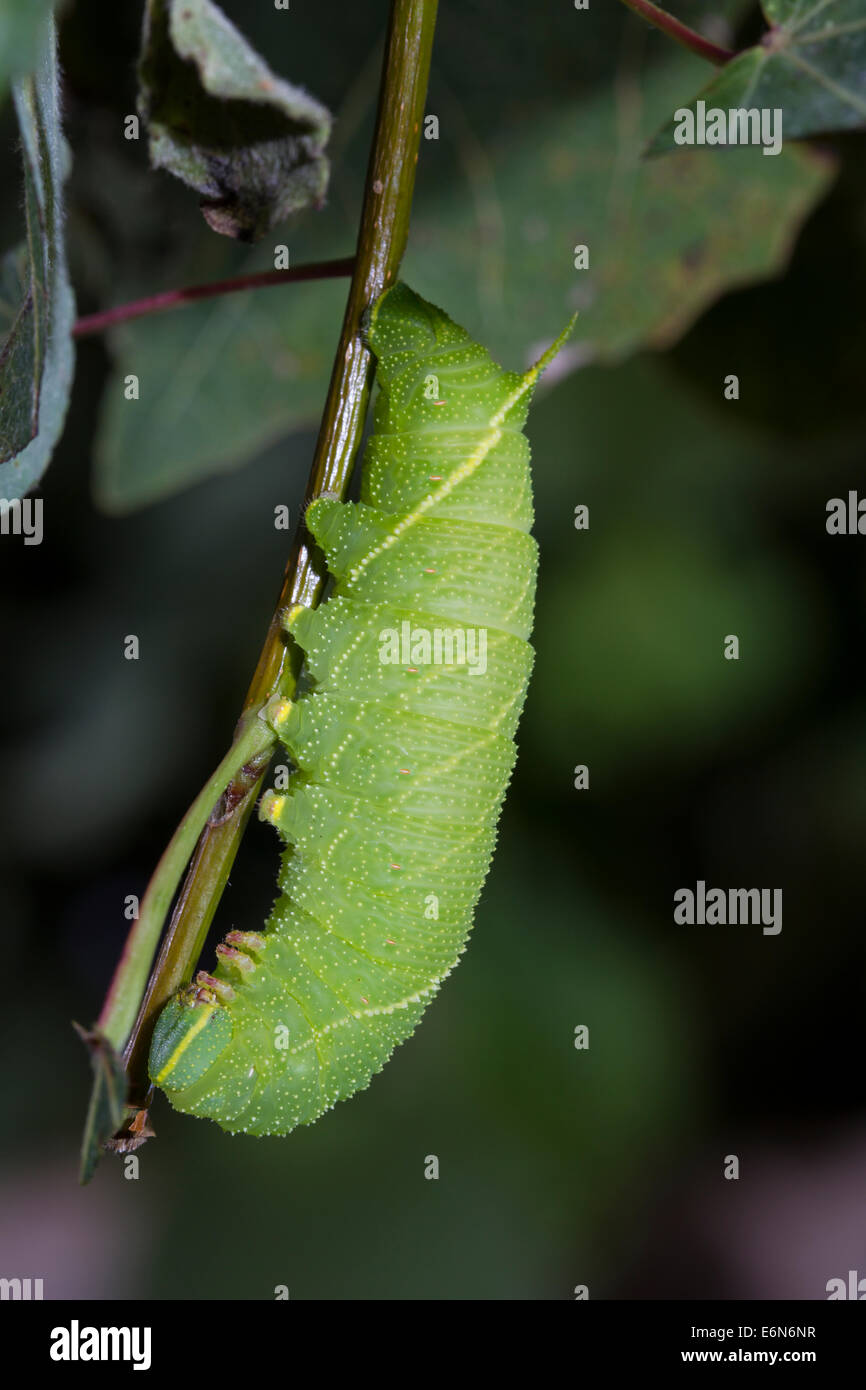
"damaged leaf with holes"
139,0,333,240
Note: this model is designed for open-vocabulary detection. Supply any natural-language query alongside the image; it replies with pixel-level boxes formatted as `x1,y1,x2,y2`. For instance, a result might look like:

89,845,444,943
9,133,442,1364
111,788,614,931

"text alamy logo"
50,1321,152,1371
674,881,782,935
0,1277,43,1299
379,622,487,676
827,1270,866,1299
673,100,783,157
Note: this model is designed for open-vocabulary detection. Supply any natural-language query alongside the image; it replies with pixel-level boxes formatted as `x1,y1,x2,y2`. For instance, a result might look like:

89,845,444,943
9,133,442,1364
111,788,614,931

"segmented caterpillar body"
148,282,573,1134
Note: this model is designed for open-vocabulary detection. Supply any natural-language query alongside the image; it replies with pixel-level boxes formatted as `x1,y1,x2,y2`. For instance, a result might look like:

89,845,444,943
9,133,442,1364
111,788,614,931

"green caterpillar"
148,282,574,1134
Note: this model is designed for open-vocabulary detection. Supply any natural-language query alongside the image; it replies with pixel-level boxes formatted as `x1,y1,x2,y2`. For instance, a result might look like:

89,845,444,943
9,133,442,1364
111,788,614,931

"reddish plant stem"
73,256,355,338
619,0,736,65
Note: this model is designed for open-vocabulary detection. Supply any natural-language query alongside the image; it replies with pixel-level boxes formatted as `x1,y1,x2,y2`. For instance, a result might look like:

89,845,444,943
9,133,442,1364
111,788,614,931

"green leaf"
0,0,57,102
92,41,832,513
404,53,834,364
0,15,76,497
650,0,866,154
139,0,332,240
94,269,347,511
75,1025,131,1185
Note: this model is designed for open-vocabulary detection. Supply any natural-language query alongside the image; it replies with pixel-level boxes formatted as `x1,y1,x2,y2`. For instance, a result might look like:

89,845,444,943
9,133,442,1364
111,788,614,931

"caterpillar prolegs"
148,283,574,1135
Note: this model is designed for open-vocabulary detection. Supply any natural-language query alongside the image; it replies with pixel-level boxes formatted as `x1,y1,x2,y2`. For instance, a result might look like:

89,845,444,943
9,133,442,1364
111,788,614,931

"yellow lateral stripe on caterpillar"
152,1003,218,1086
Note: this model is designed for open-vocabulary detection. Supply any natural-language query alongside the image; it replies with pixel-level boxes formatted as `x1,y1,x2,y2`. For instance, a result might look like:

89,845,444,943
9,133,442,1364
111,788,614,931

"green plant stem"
113,0,440,1116
72,257,355,338
119,740,273,1076
618,0,736,65
96,715,273,1052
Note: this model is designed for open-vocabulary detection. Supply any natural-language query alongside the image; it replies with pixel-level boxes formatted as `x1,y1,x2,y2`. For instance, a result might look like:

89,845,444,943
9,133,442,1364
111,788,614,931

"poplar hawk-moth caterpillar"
148,282,574,1135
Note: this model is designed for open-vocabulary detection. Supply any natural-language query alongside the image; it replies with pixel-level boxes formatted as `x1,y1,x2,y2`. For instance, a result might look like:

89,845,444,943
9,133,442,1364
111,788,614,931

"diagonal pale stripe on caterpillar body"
148,282,575,1135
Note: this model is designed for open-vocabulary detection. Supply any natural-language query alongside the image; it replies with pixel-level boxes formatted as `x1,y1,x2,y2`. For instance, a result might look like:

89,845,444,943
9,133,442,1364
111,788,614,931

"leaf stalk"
618,0,736,66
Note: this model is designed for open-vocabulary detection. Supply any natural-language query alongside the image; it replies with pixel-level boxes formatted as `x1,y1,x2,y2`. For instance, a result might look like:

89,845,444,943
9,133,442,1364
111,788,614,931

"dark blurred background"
1,0,865,1299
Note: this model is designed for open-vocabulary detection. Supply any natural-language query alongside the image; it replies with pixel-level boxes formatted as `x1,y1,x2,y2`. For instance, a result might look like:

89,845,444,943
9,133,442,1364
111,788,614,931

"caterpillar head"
148,987,233,1093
